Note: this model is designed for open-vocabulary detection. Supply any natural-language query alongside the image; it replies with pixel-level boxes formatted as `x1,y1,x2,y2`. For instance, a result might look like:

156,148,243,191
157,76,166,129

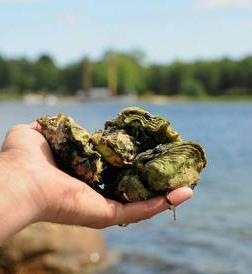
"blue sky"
0,0,252,65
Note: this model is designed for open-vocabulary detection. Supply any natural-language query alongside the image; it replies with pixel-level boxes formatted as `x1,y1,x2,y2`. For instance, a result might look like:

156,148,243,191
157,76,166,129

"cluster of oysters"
37,107,207,209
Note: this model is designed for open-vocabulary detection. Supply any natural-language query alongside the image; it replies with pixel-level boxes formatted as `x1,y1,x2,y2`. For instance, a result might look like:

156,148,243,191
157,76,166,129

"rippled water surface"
1,101,252,274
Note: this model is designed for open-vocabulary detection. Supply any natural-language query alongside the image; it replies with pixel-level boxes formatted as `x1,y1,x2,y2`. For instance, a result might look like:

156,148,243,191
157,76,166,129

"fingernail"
165,195,173,206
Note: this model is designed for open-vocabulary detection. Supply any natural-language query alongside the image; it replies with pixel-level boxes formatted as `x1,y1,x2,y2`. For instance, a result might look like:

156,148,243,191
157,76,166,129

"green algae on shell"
105,107,181,151
134,141,207,192
91,128,138,167
37,113,103,185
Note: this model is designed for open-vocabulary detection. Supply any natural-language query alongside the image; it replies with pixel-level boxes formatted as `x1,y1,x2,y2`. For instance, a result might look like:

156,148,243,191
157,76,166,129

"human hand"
0,122,192,242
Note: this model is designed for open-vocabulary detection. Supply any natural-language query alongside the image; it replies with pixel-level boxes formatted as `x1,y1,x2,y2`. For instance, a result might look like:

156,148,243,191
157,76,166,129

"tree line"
0,50,252,97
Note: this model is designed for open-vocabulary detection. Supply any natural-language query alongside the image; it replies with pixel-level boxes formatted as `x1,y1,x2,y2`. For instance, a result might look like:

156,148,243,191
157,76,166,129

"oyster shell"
134,141,207,192
104,169,155,202
91,128,137,167
105,107,180,151
37,113,103,185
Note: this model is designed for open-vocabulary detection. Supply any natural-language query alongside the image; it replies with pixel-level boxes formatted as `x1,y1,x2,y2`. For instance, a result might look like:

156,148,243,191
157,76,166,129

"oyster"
135,141,207,192
37,113,103,185
104,169,155,202
91,128,137,167
105,107,180,151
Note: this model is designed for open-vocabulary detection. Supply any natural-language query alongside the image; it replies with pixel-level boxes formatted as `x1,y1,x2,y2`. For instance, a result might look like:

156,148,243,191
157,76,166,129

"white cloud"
197,0,252,9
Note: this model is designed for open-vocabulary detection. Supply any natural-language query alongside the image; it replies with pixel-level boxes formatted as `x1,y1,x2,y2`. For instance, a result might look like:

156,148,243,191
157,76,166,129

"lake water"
0,101,252,274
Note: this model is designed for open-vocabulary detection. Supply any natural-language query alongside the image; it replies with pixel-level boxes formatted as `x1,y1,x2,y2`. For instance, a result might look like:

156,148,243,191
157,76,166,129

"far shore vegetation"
1,50,252,102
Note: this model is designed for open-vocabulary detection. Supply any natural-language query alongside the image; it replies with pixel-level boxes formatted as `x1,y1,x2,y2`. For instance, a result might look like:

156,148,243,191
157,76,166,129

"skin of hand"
0,122,193,244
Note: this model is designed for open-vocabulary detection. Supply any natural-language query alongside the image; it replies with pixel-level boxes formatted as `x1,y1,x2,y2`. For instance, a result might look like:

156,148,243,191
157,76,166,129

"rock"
0,223,107,274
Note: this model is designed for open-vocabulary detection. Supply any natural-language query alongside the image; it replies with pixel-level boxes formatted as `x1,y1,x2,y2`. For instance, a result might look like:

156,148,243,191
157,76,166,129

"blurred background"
0,1,252,274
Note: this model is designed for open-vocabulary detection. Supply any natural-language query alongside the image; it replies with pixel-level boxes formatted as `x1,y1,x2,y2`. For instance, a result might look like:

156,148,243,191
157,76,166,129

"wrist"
0,151,41,244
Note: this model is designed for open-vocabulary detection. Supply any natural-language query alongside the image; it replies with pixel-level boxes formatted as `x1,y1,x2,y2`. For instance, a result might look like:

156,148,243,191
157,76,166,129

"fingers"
39,173,193,229
4,122,41,140
2,122,50,157
106,187,193,226
7,121,41,133
4,124,30,138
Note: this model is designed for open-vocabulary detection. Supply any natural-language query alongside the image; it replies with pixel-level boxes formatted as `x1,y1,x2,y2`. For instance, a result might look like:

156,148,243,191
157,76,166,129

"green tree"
0,56,10,88
181,78,207,97
238,56,252,94
145,65,165,94
193,62,220,95
106,52,118,96
82,58,92,92
167,62,192,95
92,61,108,87
33,55,59,91
104,50,146,95
60,63,82,94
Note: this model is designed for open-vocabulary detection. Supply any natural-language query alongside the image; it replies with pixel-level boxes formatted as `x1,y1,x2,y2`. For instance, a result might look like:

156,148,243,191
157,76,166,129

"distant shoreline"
1,93,252,103
139,94,252,103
